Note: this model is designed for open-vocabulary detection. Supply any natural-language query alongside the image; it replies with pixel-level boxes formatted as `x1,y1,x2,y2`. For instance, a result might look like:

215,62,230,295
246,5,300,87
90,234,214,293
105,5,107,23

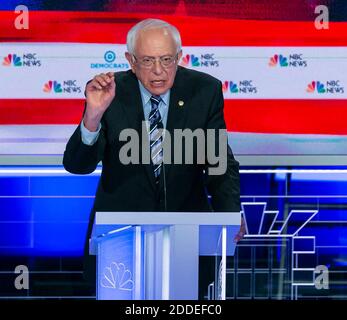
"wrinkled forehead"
134,28,177,56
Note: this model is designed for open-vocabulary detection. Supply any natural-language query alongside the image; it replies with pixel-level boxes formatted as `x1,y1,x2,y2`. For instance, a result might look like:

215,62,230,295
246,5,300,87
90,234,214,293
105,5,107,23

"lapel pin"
178,100,184,107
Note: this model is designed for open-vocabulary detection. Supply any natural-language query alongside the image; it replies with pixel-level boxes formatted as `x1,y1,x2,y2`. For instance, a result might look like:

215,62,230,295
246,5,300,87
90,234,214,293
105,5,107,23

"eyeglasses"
132,54,178,68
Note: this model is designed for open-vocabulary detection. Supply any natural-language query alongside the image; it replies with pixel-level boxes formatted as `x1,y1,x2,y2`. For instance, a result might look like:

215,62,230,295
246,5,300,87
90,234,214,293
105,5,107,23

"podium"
90,211,241,300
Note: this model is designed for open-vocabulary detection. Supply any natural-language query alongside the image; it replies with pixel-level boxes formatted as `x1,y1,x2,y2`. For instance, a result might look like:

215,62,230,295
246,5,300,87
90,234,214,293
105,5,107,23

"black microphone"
162,160,168,212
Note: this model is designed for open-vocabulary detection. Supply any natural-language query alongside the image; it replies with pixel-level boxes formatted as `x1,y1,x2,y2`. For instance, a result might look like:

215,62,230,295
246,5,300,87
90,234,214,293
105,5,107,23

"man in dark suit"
63,18,244,294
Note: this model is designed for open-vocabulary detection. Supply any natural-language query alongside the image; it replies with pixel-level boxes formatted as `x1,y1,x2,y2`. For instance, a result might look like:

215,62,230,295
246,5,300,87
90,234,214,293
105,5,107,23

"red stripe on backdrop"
1,99,347,135
0,11,347,46
0,99,85,125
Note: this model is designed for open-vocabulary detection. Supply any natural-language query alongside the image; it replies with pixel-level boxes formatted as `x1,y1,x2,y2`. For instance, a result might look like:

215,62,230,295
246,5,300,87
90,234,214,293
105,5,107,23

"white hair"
126,18,182,55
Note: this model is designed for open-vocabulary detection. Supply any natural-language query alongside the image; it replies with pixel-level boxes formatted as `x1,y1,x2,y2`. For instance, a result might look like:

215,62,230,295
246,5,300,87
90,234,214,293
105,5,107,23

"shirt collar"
138,80,170,106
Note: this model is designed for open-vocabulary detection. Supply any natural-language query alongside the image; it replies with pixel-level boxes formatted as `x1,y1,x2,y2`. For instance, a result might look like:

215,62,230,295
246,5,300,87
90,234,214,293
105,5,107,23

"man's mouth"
151,80,165,86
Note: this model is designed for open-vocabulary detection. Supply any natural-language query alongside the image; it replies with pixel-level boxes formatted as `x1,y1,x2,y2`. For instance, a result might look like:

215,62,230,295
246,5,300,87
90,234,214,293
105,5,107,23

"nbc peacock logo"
222,81,229,93
307,81,326,93
101,262,134,291
2,53,41,67
222,81,239,94
269,54,288,67
181,54,200,67
43,80,82,94
43,81,63,93
222,80,257,95
2,54,22,67
307,80,344,94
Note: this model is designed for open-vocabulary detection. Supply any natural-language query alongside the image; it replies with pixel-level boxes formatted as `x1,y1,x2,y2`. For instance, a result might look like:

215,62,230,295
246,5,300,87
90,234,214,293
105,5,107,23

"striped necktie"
149,95,163,184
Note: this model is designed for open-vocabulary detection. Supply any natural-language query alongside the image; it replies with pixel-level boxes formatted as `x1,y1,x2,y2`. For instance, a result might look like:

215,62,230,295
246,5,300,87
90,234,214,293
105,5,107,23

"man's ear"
125,52,136,74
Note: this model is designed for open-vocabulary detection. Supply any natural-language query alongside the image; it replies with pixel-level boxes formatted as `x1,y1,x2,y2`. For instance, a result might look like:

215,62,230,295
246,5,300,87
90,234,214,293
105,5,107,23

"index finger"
106,72,115,79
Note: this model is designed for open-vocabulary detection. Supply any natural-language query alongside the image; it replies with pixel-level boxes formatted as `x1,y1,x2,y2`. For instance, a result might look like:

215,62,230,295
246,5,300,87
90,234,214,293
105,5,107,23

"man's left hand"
234,217,246,243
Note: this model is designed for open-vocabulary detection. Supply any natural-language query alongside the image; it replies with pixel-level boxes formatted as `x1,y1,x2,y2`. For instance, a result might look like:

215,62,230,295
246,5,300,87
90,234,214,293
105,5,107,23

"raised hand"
83,72,116,132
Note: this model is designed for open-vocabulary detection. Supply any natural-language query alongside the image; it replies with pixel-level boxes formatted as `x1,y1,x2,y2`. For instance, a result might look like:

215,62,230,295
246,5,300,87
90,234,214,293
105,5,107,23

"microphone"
162,160,168,212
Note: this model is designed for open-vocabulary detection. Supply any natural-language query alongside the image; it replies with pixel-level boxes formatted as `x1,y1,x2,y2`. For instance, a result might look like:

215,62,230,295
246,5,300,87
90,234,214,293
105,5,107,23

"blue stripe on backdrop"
0,166,346,257
0,170,98,256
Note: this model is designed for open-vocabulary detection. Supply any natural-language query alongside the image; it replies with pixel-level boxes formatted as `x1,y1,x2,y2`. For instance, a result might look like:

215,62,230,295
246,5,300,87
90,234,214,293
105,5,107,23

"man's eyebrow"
140,54,174,58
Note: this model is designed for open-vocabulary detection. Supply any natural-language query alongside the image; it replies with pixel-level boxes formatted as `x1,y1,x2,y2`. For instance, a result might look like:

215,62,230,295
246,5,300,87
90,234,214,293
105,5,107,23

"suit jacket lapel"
165,68,190,136
160,67,191,188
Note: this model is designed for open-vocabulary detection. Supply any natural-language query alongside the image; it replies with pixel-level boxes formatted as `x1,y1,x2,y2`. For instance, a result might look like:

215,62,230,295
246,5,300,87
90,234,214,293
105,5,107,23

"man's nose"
152,59,164,75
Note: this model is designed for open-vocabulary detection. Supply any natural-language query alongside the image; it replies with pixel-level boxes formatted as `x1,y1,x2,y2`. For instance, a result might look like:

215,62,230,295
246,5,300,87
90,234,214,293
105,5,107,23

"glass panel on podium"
199,225,238,300
94,225,144,300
